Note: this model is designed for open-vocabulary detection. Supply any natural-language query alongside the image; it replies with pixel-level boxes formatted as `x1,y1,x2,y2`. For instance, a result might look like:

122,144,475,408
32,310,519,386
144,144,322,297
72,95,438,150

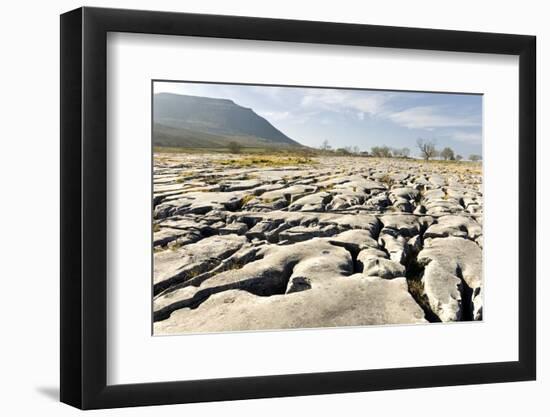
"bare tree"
416,138,438,160
371,146,392,158
469,154,482,162
371,146,382,157
335,147,352,156
228,141,242,154
456,154,463,161
392,147,411,158
320,139,331,151
440,147,455,161
392,148,403,157
352,145,360,155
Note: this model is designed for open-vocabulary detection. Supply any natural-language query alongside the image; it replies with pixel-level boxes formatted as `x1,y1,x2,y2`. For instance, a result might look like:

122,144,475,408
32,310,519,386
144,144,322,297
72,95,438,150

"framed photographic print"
60,6,536,409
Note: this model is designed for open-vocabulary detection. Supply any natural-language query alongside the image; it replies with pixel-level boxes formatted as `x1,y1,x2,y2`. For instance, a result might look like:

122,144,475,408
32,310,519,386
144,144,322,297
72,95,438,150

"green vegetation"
379,174,394,187
407,278,426,306
416,138,438,160
169,241,184,251
440,147,455,161
371,146,393,158
153,93,301,148
153,146,315,156
240,194,256,206
227,141,243,154
217,155,317,168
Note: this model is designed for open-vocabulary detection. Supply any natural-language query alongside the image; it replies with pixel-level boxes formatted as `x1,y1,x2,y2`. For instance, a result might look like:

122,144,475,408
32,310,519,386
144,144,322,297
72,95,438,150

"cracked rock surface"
153,154,483,334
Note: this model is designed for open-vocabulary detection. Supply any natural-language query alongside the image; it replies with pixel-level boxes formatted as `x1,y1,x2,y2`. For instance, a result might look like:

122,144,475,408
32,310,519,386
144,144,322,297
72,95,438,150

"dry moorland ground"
152,153,483,335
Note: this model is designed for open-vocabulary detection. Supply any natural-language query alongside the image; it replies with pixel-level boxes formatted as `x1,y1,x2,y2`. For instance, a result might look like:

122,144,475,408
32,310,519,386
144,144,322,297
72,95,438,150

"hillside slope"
153,93,302,149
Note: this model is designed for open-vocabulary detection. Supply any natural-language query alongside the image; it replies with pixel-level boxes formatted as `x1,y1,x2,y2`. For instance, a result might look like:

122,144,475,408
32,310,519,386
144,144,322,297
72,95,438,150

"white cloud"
257,110,291,121
300,89,394,116
447,130,483,143
387,105,481,129
300,91,480,132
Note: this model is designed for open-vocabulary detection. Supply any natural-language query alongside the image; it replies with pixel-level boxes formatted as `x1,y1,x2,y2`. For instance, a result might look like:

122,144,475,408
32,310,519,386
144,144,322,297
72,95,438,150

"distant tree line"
370,146,410,158
320,140,410,158
227,141,242,154
317,138,481,162
416,138,481,162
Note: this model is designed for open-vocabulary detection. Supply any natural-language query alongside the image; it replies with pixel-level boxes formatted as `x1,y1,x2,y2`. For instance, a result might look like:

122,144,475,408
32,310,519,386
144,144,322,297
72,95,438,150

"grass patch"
316,184,335,193
217,155,317,168
407,277,424,298
169,241,184,251
154,146,317,156
240,194,256,206
379,174,394,187
420,159,482,174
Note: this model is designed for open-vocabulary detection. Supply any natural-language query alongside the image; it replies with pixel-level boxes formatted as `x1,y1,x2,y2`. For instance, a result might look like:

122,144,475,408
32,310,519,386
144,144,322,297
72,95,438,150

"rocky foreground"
152,154,483,334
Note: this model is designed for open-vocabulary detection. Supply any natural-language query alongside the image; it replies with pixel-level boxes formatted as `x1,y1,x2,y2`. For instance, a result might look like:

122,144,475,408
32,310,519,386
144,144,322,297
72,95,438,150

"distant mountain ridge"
153,93,302,149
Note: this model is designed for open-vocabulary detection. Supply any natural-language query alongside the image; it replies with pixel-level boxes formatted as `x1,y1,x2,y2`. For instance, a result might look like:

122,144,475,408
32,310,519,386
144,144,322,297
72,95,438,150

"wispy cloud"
387,105,481,130
154,81,482,154
257,109,320,125
300,90,480,133
446,130,483,143
300,89,394,116
256,110,291,121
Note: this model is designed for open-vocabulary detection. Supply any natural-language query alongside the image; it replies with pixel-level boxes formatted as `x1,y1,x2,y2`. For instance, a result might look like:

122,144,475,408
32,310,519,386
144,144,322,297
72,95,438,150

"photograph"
151,81,484,335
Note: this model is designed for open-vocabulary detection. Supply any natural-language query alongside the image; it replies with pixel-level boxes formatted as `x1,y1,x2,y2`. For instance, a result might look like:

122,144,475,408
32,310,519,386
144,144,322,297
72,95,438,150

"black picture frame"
60,6,536,410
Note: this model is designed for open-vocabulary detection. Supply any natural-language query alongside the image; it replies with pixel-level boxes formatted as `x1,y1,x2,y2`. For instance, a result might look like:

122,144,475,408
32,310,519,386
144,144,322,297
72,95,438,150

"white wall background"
0,0,545,415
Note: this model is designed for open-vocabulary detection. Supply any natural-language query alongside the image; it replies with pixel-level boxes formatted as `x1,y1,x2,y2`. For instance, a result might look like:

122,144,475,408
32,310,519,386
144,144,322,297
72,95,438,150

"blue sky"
154,81,482,157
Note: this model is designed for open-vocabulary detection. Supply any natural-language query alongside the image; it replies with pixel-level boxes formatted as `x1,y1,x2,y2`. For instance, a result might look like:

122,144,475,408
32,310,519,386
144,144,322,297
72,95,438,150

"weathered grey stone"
365,192,391,210
153,227,184,246
425,199,464,215
152,153,484,333
153,234,248,293
424,215,482,240
219,222,248,235
473,287,483,320
154,275,426,334
325,190,365,211
245,219,282,240
393,198,414,213
261,184,317,203
380,214,430,237
279,225,339,243
419,237,482,290
288,192,332,211
428,175,446,187
423,189,445,200
358,252,406,278
390,187,419,203
421,261,463,322
220,179,262,191
333,177,386,192
407,234,423,255
378,232,408,265
417,237,483,321
154,239,353,317
328,229,379,253
154,191,246,218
